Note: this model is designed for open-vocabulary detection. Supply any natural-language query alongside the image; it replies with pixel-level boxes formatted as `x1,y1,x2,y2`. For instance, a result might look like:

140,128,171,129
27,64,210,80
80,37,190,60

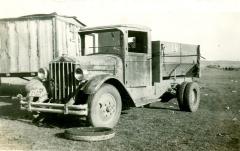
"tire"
177,82,188,111
64,127,115,141
87,84,122,128
184,82,200,112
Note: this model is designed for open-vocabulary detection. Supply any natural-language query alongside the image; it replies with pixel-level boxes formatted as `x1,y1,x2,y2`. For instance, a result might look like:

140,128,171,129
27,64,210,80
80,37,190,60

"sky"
0,0,240,61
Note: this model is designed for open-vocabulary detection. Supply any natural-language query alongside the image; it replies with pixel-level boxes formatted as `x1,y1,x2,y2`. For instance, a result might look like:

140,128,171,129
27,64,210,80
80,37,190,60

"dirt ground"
0,68,239,151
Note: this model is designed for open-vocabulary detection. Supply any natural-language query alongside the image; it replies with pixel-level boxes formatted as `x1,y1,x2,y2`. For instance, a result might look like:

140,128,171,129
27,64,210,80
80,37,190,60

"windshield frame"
79,29,124,56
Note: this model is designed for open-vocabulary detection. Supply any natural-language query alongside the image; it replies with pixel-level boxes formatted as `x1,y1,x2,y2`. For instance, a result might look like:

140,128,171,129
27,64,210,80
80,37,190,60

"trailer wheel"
177,82,188,111
87,84,122,128
184,82,200,112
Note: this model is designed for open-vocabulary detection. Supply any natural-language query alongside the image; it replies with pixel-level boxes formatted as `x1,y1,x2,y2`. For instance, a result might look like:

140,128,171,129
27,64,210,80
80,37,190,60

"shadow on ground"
145,97,181,112
0,84,32,121
0,83,90,129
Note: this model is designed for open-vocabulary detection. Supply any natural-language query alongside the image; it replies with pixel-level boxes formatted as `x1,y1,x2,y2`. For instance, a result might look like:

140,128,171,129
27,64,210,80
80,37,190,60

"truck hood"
76,54,123,81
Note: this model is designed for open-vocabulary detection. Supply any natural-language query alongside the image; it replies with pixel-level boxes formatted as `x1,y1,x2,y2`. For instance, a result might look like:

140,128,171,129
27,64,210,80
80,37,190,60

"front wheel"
87,84,122,128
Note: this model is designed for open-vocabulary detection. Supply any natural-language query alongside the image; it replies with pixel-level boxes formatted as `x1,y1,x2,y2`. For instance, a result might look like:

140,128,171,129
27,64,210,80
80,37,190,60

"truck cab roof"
80,24,151,33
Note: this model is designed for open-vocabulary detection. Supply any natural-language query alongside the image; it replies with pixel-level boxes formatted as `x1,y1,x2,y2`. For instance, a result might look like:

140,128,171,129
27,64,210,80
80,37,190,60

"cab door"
125,30,151,87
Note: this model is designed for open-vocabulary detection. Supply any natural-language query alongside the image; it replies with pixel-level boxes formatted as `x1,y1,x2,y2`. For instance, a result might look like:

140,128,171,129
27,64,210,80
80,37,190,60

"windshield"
81,30,123,56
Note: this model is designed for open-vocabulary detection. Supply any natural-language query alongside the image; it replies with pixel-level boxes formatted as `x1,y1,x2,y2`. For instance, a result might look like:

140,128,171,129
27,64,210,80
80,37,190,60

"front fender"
78,74,135,108
25,77,46,93
81,74,121,94
25,78,48,102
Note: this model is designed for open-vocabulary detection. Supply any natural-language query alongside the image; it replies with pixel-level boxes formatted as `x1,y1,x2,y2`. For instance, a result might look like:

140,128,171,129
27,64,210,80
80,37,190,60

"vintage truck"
16,24,201,128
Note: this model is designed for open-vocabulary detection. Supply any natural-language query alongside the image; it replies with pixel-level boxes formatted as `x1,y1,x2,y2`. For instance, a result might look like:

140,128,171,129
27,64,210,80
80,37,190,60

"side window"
84,33,98,55
128,31,147,53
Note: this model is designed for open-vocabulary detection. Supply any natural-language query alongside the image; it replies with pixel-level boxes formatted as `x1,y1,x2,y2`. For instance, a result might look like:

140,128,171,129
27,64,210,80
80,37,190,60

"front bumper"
14,95,88,116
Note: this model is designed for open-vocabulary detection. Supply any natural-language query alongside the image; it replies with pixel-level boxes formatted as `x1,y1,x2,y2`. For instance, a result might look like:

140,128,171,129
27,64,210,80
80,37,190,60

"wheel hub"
98,93,116,120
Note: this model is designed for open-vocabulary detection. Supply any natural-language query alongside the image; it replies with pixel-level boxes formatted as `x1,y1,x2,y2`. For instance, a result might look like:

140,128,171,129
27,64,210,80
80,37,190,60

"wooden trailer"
0,13,85,80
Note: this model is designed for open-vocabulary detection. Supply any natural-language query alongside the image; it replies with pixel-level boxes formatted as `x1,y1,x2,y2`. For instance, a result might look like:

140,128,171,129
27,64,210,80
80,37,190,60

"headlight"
38,68,48,81
74,67,88,81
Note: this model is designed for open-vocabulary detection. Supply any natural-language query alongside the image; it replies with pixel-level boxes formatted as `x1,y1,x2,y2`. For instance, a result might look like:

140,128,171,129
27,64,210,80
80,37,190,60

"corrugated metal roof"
0,12,86,26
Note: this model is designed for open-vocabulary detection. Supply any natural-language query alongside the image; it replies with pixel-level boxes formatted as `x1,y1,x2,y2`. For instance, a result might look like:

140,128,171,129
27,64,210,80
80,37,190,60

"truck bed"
152,41,200,82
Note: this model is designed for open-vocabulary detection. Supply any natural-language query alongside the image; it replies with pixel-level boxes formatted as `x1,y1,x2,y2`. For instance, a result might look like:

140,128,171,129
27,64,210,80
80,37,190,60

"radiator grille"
49,62,76,102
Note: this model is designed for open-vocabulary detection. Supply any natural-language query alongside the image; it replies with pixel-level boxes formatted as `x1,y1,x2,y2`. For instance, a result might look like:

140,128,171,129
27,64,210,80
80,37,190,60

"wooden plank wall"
0,22,11,73
8,22,18,72
56,19,81,58
17,21,30,72
28,20,39,71
38,20,53,68
0,17,83,74
0,19,53,73
56,20,66,56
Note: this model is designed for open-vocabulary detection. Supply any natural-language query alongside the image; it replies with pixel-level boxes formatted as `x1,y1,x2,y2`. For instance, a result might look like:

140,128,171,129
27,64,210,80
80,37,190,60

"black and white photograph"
0,0,239,150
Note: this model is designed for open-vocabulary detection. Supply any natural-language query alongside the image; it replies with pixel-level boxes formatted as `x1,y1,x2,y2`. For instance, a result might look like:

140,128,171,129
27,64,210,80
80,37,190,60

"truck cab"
79,25,153,100
18,24,201,128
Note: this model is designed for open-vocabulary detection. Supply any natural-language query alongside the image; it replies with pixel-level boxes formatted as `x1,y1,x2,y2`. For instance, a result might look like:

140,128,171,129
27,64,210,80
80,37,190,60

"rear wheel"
87,84,122,128
184,82,200,112
177,82,188,111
